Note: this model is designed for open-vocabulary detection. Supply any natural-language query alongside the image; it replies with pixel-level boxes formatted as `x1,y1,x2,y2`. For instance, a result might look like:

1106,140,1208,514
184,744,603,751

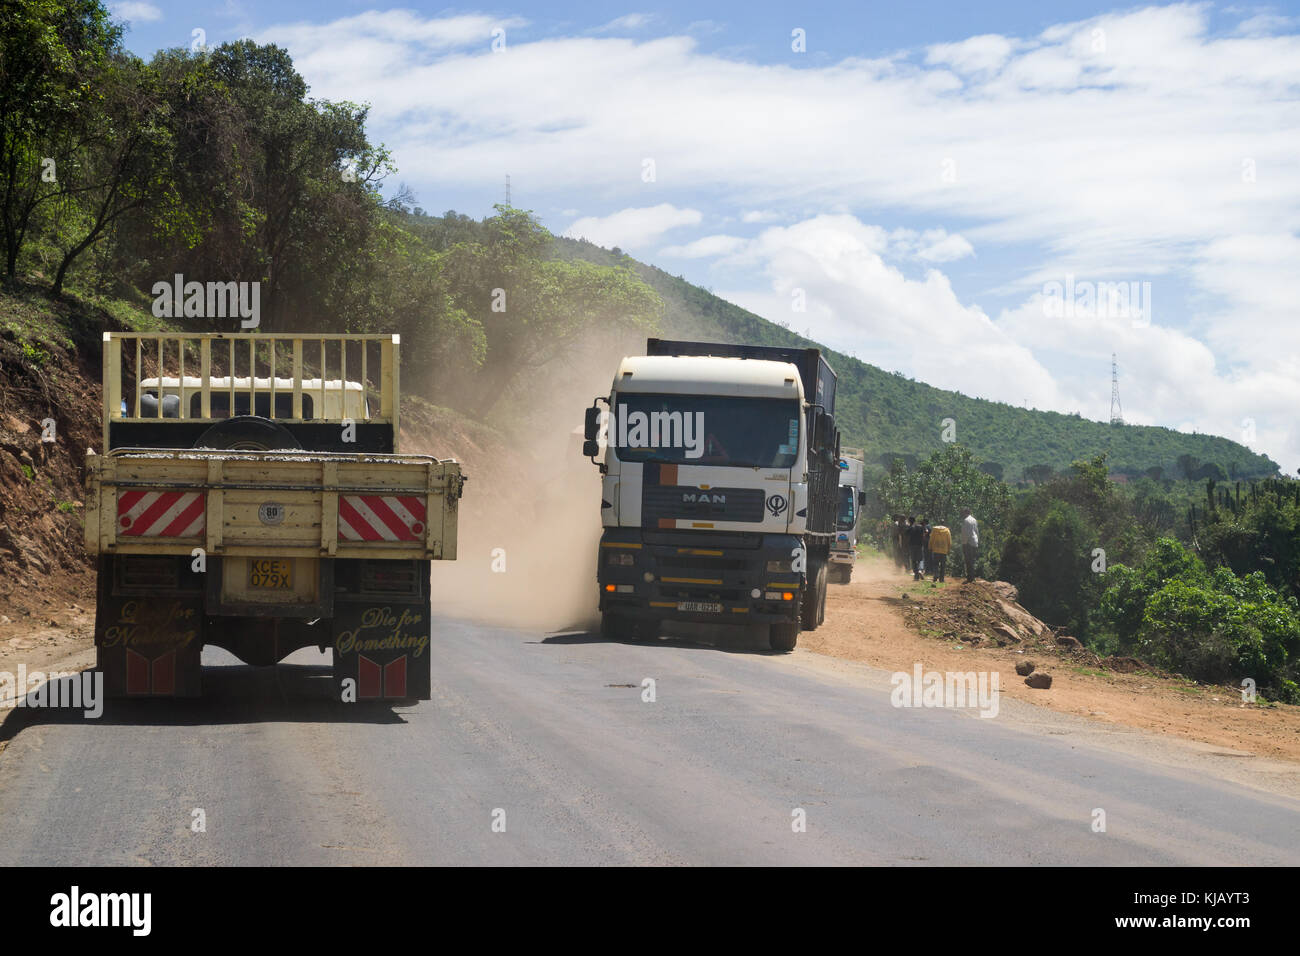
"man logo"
682,493,725,505
766,494,788,517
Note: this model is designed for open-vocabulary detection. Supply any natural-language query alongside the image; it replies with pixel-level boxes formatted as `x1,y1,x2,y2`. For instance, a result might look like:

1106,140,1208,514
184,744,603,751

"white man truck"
582,338,841,652
83,333,464,700
830,454,866,583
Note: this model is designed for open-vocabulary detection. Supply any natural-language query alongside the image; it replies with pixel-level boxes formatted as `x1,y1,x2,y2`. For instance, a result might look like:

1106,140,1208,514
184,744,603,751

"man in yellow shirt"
928,521,952,582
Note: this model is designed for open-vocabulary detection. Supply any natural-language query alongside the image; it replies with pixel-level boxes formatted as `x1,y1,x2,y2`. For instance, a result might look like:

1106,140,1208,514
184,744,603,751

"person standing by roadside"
894,515,908,571
906,516,924,581
960,508,979,583
920,518,931,576
928,521,951,582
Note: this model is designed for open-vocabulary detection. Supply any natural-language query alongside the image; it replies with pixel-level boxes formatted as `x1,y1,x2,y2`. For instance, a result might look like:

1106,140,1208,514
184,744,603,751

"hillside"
555,237,1278,482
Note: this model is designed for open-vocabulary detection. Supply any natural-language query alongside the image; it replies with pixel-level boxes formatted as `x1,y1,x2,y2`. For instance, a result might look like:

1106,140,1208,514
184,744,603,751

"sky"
111,1,1300,473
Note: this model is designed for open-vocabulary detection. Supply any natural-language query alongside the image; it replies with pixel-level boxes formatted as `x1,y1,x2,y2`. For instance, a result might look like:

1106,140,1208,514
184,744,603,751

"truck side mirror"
858,491,867,506
582,439,600,458
813,413,836,449
584,405,602,441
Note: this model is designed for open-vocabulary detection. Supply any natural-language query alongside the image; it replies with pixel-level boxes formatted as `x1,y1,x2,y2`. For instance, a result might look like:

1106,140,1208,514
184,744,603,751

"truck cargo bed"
85,448,463,561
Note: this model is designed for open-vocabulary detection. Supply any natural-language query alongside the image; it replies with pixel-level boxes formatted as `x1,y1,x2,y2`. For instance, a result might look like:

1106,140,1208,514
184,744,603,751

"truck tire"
600,612,656,642
769,605,801,652
600,612,625,640
195,415,302,451
801,561,828,632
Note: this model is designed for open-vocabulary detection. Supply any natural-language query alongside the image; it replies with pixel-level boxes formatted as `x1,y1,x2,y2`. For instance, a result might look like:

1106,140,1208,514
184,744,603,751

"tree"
438,205,662,413
1023,463,1054,484
47,53,173,296
205,40,388,330
0,0,121,282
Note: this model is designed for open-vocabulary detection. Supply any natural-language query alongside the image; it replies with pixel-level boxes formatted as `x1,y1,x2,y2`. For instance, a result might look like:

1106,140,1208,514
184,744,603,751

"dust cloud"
426,337,635,634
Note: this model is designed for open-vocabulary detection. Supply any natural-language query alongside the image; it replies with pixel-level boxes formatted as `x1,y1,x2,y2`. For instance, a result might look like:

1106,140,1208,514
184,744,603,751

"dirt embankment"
809,555,1300,764
0,322,99,670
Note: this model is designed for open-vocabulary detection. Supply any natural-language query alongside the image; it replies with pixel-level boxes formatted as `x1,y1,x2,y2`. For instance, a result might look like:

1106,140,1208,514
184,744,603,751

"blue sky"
109,2,1300,471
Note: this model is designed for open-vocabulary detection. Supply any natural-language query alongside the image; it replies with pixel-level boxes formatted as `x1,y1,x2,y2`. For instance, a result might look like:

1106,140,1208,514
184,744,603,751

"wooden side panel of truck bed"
85,449,462,560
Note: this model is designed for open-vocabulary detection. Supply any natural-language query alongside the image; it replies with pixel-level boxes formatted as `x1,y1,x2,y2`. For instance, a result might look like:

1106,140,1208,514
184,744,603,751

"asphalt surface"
2,618,1299,865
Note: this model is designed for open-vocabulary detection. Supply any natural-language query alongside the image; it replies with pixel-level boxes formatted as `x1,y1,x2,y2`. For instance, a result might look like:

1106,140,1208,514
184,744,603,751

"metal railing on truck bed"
101,332,401,451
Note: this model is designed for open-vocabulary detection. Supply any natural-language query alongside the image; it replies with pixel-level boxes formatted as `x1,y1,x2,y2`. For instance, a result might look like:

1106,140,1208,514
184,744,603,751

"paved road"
2,618,1299,865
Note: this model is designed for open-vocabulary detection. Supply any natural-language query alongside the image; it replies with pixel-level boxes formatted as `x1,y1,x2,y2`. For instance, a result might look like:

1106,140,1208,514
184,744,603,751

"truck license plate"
249,559,292,589
678,601,723,613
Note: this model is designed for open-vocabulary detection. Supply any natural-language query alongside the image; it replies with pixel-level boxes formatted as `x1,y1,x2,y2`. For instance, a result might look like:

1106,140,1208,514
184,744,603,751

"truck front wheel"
600,612,657,642
801,561,828,632
769,605,801,652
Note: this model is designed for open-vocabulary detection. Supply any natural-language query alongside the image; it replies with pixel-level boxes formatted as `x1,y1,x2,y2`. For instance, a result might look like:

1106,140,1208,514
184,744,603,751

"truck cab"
829,455,866,583
584,339,840,652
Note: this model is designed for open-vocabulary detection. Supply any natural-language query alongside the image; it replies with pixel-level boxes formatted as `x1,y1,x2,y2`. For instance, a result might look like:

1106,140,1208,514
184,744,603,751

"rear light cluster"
360,561,420,595
116,556,179,590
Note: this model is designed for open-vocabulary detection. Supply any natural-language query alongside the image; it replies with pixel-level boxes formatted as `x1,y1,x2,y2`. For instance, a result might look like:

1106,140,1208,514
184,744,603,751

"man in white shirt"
960,508,979,583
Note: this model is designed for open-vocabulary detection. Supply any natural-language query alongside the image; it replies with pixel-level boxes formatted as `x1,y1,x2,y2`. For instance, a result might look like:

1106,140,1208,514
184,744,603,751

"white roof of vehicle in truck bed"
139,376,364,391
614,355,804,400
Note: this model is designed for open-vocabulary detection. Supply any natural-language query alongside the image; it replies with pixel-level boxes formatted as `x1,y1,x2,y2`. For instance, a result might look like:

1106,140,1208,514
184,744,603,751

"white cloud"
1234,13,1295,36
593,13,654,34
659,234,747,258
563,204,702,249
720,215,1059,408
917,233,975,262
258,5,1300,470
925,34,1017,74
109,1,161,22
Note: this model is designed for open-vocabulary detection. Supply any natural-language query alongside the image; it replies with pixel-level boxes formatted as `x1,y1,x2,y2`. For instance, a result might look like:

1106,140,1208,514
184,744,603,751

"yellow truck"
84,333,464,700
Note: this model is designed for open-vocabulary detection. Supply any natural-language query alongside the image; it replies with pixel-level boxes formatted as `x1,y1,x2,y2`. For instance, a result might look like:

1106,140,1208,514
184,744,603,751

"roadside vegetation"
875,448,1300,702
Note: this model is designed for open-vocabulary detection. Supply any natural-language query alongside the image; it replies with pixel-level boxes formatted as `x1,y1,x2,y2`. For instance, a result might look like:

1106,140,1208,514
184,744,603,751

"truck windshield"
612,394,801,468
837,485,856,530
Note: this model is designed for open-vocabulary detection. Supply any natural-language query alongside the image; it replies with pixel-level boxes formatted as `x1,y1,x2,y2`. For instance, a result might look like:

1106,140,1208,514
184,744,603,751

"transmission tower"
1110,352,1124,425
504,174,511,207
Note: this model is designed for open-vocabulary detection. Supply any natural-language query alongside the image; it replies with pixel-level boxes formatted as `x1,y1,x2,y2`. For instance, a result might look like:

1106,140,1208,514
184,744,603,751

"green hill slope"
554,237,1278,482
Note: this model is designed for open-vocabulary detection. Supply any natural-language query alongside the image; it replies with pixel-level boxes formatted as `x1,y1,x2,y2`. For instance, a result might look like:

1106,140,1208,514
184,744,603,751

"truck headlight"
607,552,635,566
766,559,790,572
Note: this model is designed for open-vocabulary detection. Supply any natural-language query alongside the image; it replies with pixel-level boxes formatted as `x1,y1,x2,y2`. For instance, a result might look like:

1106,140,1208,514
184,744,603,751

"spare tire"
195,416,302,451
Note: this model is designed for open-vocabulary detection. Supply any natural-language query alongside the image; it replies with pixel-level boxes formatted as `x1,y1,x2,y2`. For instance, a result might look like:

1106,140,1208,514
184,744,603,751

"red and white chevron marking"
117,490,206,537
338,495,427,542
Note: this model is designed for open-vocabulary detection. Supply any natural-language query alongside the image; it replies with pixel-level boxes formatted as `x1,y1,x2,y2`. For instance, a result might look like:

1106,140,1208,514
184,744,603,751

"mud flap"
331,601,431,701
95,593,204,698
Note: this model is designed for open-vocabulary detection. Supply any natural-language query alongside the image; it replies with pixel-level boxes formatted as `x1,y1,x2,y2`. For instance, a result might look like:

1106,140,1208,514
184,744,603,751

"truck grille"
641,486,765,526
